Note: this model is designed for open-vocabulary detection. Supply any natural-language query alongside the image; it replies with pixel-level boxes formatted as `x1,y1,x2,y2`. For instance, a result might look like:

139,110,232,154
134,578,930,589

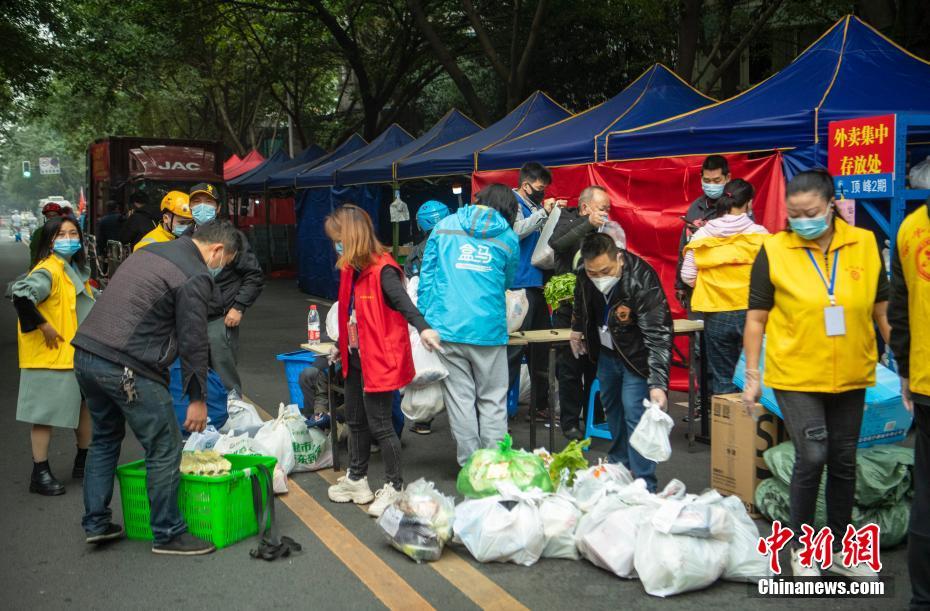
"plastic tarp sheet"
295,185,382,298
227,149,290,189
224,149,265,180
295,125,413,188
604,16,930,162
396,92,570,180
266,134,367,189
473,153,785,391
337,110,481,185
477,64,715,170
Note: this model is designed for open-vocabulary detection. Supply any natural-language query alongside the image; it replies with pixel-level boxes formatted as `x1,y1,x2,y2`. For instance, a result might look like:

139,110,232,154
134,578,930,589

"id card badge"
824,305,846,337
598,325,613,349
347,311,360,349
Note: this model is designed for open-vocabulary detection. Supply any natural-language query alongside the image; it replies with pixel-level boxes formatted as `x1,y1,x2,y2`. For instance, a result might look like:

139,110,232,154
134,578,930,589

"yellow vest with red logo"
134,224,175,251
894,207,930,396
763,219,881,393
17,255,94,369
685,233,768,312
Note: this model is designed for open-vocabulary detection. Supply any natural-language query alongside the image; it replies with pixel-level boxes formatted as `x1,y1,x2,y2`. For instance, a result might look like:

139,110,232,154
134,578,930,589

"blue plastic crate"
276,350,323,407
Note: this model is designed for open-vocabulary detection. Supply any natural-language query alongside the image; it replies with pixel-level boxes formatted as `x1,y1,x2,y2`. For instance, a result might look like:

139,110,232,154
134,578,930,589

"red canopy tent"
224,150,265,181
223,154,242,174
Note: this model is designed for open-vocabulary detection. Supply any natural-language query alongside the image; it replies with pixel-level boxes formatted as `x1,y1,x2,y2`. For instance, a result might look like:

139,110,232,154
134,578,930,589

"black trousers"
507,287,551,411
910,403,930,609
552,304,595,429
344,356,402,488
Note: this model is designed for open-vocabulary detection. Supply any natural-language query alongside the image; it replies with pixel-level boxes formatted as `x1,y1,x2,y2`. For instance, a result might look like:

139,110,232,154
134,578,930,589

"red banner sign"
828,115,896,176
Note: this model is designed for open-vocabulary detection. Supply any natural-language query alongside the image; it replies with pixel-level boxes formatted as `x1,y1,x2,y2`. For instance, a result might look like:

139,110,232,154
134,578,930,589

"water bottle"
307,305,321,344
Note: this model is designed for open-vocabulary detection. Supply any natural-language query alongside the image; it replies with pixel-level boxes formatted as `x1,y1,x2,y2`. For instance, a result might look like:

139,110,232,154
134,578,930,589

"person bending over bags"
569,232,672,492
324,205,441,519
13,216,95,496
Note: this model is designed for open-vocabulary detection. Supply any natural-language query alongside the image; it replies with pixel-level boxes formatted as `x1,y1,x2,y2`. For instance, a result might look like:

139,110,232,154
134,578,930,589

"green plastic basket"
116,454,277,549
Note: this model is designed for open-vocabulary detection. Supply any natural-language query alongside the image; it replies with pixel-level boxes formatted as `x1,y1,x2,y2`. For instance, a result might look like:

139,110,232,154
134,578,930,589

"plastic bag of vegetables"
377,479,455,563
457,435,553,498
544,273,577,309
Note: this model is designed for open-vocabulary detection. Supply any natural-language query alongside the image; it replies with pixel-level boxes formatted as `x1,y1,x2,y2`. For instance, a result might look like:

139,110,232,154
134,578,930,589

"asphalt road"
0,237,912,610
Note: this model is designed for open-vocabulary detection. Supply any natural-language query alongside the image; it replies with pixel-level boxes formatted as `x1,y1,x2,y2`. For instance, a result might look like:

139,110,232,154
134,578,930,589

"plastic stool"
584,379,613,441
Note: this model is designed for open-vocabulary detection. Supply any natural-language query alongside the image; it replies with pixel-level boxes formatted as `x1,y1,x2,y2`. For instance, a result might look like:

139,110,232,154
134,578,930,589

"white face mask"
591,275,619,295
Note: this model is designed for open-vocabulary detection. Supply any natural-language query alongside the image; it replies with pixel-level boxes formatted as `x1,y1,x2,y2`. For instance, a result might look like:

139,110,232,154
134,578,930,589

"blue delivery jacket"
512,190,545,289
418,205,519,346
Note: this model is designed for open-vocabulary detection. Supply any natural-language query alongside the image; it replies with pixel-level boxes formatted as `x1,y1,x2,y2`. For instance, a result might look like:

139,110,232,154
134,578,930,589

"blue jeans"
596,351,655,491
75,349,186,544
704,310,746,395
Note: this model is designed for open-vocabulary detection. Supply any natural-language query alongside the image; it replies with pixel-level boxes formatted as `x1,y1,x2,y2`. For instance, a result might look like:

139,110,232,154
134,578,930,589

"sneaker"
410,422,432,435
152,532,216,556
562,426,583,441
367,484,402,518
682,412,702,423
827,563,880,580
328,474,374,504
86,523,124,544
790,548,821,577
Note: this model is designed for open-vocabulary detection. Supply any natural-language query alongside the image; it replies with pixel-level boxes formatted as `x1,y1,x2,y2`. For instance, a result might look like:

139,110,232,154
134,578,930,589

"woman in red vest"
325,205,441,518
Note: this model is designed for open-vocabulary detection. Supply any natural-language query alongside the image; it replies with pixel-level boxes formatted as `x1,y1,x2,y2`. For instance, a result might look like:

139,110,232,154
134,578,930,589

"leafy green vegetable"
544,273,577,309
548,438,591,488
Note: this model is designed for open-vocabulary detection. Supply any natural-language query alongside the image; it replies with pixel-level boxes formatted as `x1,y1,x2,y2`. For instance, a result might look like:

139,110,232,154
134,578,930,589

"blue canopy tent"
476,64,715,170
396,91,570,180
335,109,481,185
266,134,366,189
295,125,414,297
227,149,291,191
602,16,930,168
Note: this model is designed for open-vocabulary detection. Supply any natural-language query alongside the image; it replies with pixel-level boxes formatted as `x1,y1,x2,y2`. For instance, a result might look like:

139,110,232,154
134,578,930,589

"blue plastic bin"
276,350,323,407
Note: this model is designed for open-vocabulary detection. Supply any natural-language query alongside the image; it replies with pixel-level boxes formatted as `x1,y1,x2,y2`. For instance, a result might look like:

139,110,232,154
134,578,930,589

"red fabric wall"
473,152,787,391
235,196,296,228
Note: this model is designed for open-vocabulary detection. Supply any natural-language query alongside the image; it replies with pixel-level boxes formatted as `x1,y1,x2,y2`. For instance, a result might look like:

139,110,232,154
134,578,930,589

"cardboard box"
710,393,787,518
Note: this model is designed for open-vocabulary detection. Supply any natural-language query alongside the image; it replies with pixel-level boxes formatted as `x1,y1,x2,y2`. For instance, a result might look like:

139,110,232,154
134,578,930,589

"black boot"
73,448,88,479
30,461,65,496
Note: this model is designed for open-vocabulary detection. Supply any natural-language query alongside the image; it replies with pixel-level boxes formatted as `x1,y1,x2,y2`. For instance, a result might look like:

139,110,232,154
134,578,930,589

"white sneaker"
367,484,402,518
828,563,880,580
328,474,374,504
791,548,822,577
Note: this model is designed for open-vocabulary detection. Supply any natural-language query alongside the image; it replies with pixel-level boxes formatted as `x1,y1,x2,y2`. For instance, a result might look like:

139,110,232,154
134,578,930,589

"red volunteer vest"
338,253,415,392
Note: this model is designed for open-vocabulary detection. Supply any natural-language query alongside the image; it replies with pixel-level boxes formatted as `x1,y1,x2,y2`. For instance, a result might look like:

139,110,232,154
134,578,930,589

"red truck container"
86,136,225,233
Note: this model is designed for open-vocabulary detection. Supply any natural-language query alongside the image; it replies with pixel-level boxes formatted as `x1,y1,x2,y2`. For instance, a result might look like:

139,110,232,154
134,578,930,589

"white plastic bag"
530,205,561,270
518,364,531,405
539,494,582,560
720,495,772,581
213,431,269,456
220,399,263,434
183,426,220,452
378,478,455,563
279,403,326,472
453,487,546,566
409,339,448,388
254,411,296,476
325,301,339,341
630,400,674,462
506,289,529,333
401,384,445,422
634,522,729,597
571,463,634,512
581,504,654,578
650,497,731,539
910,156,930,189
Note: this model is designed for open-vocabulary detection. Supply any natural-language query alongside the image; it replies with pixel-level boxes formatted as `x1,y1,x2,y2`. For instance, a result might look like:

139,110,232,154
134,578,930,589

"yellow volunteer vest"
763,219,881,393
134,224,175,251
895,207,930,396
17,255,93,369
685,233,768,312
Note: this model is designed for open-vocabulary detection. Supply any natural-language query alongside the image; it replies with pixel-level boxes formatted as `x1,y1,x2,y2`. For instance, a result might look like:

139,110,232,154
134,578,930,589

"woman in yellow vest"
681,179,768,394
888,199,930,606
743,169,890,579
13,216,96,496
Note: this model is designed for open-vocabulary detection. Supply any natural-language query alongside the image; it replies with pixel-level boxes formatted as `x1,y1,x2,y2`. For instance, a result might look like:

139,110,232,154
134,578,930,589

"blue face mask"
172,222,191,237
207,250,225,278
334,242,344,255
789,210,832,240
702,182,725,200
53,238,81,258
192,204,217,225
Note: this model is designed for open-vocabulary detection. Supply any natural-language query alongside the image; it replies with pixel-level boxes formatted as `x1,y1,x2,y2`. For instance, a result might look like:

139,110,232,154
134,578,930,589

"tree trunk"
705,0,785,90
676,0,702,81
214,89,247,156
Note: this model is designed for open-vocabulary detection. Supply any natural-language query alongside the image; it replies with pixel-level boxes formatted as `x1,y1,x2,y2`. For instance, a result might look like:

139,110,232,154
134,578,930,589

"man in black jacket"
570,233,672,492
187,183,265,398
119,191,159,249
548,186,611,439
73,221,240,556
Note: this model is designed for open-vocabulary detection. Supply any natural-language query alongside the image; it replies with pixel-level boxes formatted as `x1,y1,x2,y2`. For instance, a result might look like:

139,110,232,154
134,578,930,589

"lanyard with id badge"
599,293,614,349
806,248,845,336
347,272,360,351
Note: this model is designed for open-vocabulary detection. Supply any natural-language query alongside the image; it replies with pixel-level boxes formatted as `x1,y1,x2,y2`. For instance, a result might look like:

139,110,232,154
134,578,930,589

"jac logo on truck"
156,161,201,171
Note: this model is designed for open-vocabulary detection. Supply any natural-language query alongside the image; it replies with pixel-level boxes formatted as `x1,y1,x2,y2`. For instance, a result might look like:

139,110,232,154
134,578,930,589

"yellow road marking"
249,398,527,611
